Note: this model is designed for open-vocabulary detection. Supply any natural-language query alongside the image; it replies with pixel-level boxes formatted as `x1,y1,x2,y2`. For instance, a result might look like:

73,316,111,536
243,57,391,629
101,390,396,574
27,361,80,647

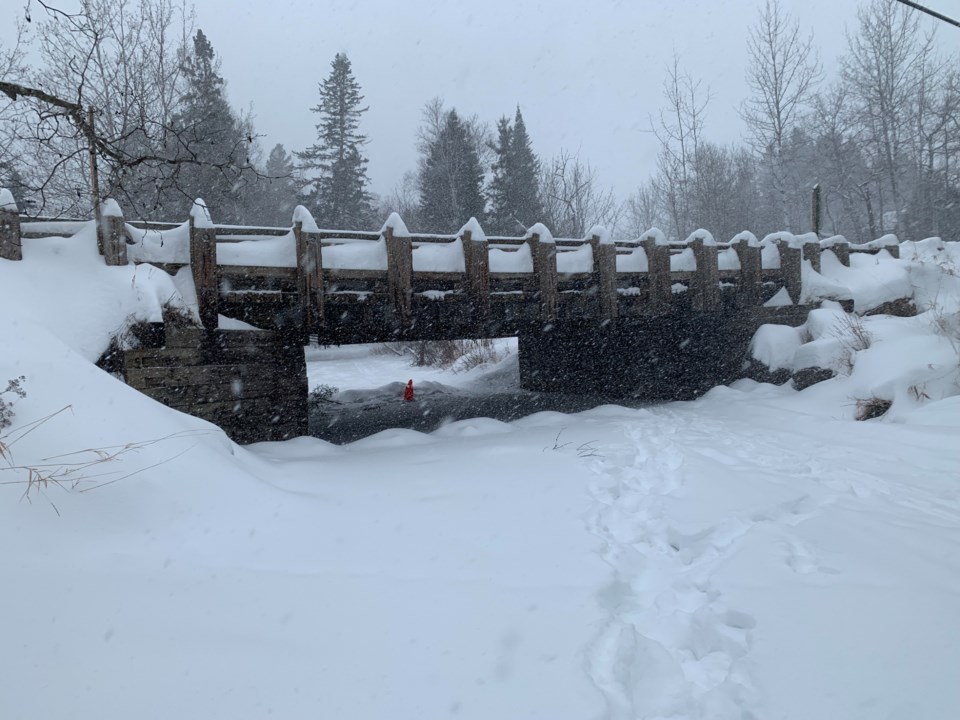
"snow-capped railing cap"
292,205,320,233
0,188,17,213
870,233,899,248
729,231,760,247
760,231,795,247
793,232,820,247
684,228,716,246
524,222,554,243
587,224,613,244
190,198,213,228
458,217,487,242
380,212,410,238
100,198,123,218
819,234,848,248
641,227,669,246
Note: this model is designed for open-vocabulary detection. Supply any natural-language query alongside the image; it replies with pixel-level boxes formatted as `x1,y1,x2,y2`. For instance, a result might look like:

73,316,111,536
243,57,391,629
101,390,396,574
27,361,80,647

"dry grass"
855,396,893,421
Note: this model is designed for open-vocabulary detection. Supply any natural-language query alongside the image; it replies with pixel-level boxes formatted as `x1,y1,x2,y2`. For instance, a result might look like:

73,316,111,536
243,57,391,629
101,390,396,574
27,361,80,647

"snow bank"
0,223,188,360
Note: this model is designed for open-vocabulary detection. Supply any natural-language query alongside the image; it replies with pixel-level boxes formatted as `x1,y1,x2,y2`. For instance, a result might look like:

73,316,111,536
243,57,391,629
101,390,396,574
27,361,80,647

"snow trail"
583,407,853,719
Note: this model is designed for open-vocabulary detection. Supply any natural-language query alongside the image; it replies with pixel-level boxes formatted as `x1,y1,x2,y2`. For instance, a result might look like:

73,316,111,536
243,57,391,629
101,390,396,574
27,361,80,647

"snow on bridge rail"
1,193,902,341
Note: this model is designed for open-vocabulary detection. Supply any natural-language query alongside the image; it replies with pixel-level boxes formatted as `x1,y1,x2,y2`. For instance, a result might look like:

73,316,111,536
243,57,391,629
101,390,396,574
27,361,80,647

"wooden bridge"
0,195,902,442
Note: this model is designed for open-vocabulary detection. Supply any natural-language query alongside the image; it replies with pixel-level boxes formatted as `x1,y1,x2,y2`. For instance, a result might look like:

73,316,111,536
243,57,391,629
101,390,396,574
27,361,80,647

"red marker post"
403,379,415,402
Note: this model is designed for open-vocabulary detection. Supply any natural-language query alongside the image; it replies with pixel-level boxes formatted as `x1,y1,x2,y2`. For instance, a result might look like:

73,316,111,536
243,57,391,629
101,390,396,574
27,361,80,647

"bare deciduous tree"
538,149,620,238
1,0,260,220
651,55,710,239
741,0,822,229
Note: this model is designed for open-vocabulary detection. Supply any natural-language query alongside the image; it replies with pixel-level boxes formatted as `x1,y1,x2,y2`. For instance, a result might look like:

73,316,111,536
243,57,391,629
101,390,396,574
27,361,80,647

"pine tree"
486,117,513,234
487,107,543,235
298,53,373,228
257,144,300,225
165,29,253,222
418,109,486,232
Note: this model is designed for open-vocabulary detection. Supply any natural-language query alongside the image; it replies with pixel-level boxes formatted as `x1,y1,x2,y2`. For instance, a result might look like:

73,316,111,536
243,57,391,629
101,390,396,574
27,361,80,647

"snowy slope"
2,228,960,719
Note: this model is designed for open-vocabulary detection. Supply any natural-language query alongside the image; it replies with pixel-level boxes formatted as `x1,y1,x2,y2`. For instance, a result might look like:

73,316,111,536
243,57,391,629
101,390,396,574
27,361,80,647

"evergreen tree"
255,144,300,226
165,29,253,222
418,109,486,232
298,53,373,228
488,107,543,234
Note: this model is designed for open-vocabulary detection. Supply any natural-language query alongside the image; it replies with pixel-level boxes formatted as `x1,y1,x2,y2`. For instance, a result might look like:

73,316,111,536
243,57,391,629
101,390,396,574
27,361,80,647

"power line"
893,0,960,28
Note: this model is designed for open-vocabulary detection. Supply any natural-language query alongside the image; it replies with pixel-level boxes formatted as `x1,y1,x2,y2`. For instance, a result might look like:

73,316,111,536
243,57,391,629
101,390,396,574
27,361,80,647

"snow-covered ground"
2,225,960,719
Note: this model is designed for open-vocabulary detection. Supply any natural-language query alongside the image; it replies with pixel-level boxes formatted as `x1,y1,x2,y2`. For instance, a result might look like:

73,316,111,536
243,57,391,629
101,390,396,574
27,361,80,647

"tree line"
1,0,957,242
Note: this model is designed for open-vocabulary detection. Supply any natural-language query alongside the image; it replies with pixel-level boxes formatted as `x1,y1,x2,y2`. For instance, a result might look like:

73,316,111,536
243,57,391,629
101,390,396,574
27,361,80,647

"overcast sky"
7,0,958,199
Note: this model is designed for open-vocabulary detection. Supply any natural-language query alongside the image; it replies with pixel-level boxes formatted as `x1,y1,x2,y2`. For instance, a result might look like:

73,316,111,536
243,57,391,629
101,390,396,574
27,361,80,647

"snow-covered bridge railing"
0,193,903,343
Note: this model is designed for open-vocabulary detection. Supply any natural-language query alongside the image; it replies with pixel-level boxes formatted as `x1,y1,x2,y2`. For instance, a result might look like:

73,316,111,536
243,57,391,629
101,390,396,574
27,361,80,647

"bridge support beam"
517,306,810,401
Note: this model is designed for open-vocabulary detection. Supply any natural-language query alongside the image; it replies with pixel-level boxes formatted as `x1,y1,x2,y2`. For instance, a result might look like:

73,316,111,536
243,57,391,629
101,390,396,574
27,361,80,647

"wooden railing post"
295,220,325,334
100,199,128,266
527,231,558,323
462,228,490,328
826,240,850,267
775,239,803,305
385,224,412,328
733,239,762,307
691,236,721,311
590,233,618,324
802,238,822,274
0,189,21,261
189,200,218,329
641,235,671,313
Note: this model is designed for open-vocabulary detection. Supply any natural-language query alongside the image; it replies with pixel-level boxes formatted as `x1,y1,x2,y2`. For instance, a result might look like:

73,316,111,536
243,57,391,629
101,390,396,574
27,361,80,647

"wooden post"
831,241,850,267
802,240,822,274
775,239,803,305
811,183,821,237
0,192,21,261
529,233,558,323
294,221,325,333
462,229,490,328
733,240,762,307
189,214,218,329
691,237,721,311
641,235,672,312
591,233,618,323
100,201,128,266
385,225,413,328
